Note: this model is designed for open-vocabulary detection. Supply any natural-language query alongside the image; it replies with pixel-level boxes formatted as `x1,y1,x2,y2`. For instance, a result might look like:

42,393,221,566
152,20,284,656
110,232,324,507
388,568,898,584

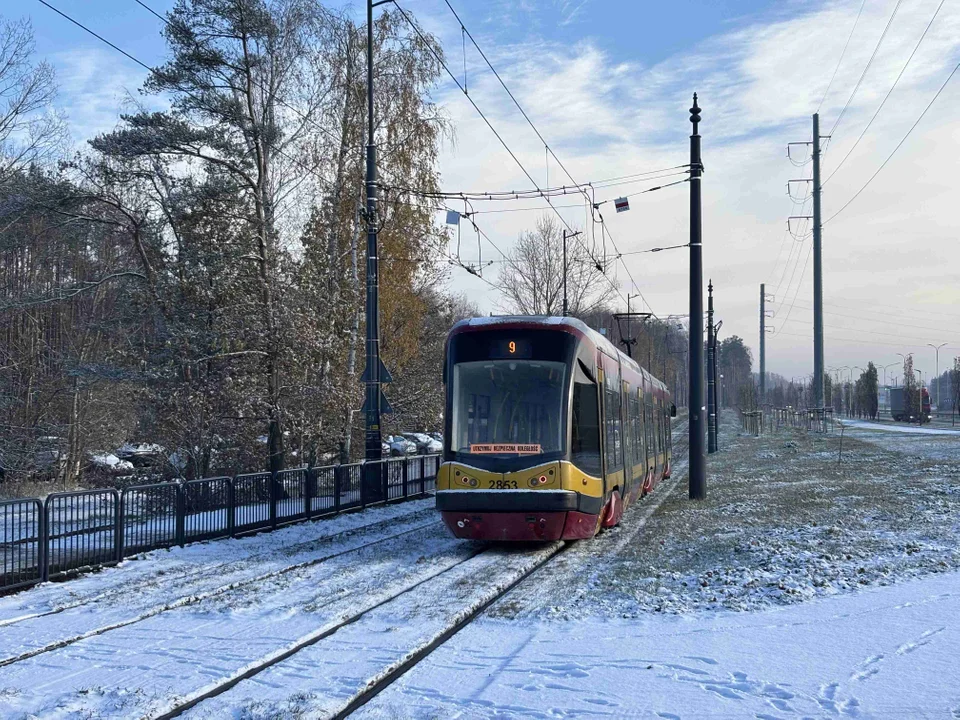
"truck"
888,387,931,422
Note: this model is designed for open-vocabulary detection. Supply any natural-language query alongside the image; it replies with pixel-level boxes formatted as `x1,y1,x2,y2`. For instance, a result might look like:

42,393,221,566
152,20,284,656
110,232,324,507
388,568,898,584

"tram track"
0,423,691,719
0,515,444,669
0,501,437,628
328,420,691,718
166,423,691,719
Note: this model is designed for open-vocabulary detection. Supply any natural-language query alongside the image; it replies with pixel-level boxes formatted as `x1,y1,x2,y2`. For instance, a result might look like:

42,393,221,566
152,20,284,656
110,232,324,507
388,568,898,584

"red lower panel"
441,510,601,541
561,511,600,540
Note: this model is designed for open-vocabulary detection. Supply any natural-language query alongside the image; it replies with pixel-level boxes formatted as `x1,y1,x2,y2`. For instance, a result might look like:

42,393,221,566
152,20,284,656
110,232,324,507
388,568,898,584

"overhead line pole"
707,280,716,453
760,283,766,404
688,94,706,500
812,113,825,410
362,0,394,498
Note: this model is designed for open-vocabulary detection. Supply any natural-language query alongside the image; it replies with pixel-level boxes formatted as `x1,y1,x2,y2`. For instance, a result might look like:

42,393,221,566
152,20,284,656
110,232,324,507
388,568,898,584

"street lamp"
882,362,899,388
928,342,947,414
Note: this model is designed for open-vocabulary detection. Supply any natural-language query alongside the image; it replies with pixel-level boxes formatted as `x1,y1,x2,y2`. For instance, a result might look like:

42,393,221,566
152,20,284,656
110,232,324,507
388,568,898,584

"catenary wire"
824,57,960,225
829,0,903,137
390,0,630,305
816,0,867,113
824,0,945,186
36,0,344,200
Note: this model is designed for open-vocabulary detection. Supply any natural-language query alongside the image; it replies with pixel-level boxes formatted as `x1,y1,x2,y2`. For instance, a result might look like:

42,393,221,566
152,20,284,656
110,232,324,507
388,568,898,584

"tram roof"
451,315,666,391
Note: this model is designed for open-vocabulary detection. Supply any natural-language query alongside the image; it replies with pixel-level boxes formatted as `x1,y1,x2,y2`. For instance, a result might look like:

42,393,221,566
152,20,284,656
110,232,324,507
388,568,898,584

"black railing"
0,454,439,594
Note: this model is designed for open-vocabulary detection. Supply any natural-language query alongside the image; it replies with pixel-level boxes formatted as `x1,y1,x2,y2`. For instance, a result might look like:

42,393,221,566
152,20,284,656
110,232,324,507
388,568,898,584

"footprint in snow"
850,653,884,681
685,655,719,665
656,713,681,720
895,627,945,656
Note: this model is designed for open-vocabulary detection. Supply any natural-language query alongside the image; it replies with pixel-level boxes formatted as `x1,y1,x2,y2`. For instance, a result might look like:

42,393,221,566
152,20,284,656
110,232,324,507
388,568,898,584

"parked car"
385,435,417,456
429,432,443,445
116,442,166,468
402,432,441,455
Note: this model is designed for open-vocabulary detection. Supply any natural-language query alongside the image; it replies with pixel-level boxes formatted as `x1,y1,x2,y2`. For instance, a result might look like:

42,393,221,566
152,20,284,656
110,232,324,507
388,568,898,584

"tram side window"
646,394,656,457
604,384,622,469
654,398,661,455
633,394,644,468
572,380,602,477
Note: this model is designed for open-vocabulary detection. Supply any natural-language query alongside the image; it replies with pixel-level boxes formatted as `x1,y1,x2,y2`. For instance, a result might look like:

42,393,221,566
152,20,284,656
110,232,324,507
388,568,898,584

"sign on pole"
614,197,630,213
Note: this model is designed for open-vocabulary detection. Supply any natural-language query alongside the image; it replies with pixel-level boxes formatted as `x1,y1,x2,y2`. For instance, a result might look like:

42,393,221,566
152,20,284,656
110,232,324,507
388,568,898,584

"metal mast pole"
562,229,569,316
929,343,946,412
688,94,706,499
362,0,390,499
707,280,716,453
812,113,824,410
760,283,766,404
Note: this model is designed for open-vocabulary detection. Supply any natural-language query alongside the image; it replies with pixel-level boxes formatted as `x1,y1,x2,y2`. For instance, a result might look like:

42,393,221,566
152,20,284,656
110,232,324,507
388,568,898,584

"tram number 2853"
489,479,518,489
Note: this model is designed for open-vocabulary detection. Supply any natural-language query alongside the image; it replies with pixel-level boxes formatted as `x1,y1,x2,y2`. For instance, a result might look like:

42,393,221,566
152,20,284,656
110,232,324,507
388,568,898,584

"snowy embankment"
359,570,960,719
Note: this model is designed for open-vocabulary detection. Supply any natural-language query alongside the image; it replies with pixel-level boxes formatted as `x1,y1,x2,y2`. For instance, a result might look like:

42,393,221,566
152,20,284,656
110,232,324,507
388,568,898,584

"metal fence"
0,454,439,595
770,407,834,434
740,410,764,436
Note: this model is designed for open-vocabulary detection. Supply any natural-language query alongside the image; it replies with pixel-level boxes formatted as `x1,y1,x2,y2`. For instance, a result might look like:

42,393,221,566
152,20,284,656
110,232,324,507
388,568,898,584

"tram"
436,316,675,541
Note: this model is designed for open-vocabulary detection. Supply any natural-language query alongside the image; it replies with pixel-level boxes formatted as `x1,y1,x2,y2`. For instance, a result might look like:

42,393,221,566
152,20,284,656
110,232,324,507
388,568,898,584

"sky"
12,0,960,383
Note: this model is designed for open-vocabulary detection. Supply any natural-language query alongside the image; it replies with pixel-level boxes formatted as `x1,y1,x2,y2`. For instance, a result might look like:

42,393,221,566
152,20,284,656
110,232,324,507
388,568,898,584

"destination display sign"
469,443,542,454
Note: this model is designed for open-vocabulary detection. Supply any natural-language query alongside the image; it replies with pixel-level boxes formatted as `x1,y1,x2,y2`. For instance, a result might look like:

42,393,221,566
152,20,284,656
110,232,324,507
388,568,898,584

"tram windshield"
451,360,567,456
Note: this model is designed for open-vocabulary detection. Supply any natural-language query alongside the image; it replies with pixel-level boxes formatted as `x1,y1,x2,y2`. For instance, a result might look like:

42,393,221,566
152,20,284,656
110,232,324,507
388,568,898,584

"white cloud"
50,47,158,146
429,0,960,378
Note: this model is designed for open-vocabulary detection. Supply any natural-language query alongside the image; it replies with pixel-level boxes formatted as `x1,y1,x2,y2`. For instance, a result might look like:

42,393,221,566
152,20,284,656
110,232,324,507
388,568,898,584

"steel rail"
0,518,443,668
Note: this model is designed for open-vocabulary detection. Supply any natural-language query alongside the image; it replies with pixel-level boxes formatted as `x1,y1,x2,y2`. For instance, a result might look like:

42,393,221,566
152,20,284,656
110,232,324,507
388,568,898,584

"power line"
437,0,597,216
38,0,154,72
778,314,960,345
38,0,345,201
131,0,350,149
613,242,690,257
771,240,814,338
381,168,689,201
816,0,867,113
420,0,673,313
824,0,945,186
390,0,631,307
593,177,689,206
775,329,950,351
824,57,960,225
829,0,903,137
782,295,960,324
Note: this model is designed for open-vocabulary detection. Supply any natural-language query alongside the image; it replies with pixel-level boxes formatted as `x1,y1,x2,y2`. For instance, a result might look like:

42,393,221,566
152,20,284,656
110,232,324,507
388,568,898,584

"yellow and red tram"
436,316,675,541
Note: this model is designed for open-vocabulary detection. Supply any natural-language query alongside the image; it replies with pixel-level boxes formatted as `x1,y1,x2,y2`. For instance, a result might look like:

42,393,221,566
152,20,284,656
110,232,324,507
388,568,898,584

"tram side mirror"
671,403,677,418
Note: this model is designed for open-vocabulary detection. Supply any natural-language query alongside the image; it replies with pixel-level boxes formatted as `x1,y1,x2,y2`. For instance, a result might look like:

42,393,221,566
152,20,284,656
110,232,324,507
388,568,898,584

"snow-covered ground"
1,415,958,719
840,418,960,435
359,569,960,719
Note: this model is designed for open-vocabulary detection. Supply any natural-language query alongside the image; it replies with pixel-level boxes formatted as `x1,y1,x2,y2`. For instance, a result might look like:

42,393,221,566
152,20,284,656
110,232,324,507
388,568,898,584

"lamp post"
928,342,947,414
896,352,909,374
882,362,899,388
918,369,925,425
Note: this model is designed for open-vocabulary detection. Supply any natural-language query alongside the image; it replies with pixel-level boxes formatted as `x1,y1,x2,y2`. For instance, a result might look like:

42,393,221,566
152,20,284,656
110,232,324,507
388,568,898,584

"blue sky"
12,0,960,380
25,0,789,71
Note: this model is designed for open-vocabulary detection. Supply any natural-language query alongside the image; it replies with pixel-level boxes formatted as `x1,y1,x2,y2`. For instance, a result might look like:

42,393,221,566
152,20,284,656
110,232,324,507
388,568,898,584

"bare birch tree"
495,215,614,316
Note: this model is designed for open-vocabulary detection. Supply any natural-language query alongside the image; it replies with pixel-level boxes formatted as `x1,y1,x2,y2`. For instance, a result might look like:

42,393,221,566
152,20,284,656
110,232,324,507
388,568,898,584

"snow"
1,415,958,719
840,418,960,435
357,570,960,719
89,453,134,471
